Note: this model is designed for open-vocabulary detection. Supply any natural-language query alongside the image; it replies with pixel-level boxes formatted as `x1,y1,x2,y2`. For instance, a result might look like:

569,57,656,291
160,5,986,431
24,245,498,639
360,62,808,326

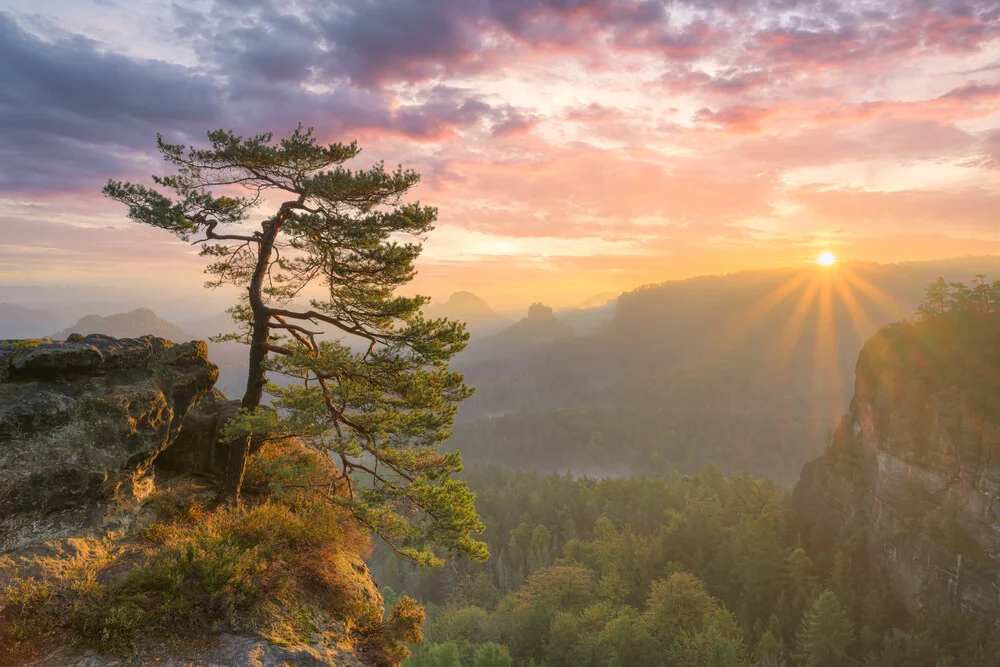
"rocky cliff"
0,334,218,551
794,315,1000,617
1,336,409,666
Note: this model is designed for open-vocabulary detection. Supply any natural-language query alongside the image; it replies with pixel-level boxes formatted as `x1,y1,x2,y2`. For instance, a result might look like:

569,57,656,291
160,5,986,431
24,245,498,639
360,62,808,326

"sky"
1,0,1000,313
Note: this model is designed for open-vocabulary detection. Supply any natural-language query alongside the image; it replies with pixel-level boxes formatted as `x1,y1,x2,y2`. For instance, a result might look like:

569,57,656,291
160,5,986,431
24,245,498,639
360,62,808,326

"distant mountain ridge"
424,291,509,333
450,256,1000,484
460,302,573,364
53,308,191,341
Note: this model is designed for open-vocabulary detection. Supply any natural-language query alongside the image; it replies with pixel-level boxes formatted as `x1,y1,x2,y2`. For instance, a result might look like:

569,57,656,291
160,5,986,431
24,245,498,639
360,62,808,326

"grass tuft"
0,439,417,665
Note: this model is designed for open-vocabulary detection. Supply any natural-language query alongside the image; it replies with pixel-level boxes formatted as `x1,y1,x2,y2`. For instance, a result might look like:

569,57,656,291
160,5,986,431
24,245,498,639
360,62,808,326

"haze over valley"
4,1,1000,665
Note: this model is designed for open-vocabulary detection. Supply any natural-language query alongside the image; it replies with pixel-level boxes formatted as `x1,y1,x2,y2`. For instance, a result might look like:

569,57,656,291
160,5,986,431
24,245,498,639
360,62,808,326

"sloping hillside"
450,259,1000,483
53,308,190,341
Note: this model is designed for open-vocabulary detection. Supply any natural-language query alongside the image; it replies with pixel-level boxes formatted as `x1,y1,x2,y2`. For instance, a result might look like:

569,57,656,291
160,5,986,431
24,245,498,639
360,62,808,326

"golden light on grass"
817,251,837,266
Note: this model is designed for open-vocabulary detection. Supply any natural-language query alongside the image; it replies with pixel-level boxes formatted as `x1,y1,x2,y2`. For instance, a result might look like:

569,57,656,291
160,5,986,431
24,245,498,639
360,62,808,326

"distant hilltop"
53,308,191,341
424,291,509,332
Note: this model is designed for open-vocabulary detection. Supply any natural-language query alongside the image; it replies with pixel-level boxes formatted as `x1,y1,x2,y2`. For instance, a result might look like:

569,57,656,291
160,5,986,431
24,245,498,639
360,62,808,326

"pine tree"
970,275,993,314
473,642,514,667
917,277,949,318
432,642,462,667
104,126,485,564
794,589,855,667
755,630,787,666
786,548,817,623
947,281,972,313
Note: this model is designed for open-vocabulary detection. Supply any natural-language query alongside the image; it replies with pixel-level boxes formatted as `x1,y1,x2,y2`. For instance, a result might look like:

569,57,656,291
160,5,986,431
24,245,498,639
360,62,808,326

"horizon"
2,1,1000,312
6,2,1000,661
6,253,1000,324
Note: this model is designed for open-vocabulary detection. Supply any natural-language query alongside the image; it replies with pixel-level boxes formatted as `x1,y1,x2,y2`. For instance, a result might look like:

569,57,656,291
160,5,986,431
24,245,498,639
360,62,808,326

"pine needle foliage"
103,126,485,564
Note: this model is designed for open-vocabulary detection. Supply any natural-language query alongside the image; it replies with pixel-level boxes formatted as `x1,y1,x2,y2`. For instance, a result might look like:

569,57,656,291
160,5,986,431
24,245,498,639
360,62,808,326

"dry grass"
0,439,424,666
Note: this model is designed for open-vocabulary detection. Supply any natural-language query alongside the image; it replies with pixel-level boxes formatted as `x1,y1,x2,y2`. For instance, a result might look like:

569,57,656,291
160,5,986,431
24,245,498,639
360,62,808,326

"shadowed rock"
0,334,218,552
155,388,242,476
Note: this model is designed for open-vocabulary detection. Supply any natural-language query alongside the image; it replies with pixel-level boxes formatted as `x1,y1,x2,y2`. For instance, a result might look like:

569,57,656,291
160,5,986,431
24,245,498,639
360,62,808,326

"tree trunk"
223,219,281,502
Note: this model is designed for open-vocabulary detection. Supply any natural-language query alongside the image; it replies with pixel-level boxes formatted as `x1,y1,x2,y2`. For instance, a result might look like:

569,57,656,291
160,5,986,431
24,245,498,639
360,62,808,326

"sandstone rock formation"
155,388,242,476
794,317,1000,617
0,334,218,551
0,335,391,666
27,634,362,666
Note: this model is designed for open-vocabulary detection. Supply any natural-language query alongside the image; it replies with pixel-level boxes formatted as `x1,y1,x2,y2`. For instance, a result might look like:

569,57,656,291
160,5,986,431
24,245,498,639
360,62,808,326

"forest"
376,466,999,666
4,1,1000,663
370,278,1000,666
4,120,1000,667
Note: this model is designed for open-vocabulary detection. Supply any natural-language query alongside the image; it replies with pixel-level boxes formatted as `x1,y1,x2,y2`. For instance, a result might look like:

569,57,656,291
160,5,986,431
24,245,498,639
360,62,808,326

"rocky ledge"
0,334,218,551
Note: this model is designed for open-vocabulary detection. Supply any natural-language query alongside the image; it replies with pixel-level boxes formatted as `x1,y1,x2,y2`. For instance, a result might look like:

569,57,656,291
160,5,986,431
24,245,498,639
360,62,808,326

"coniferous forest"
373,466,999,666
4,3,1000,664
372,280,1000,666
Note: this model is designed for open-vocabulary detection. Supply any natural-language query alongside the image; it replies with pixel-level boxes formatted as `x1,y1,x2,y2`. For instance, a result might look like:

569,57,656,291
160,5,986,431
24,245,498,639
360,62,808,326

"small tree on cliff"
104,126,486,564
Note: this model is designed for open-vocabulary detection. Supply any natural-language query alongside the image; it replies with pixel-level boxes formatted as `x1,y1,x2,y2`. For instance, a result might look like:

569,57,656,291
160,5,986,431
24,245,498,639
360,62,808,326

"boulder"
0,335,218,552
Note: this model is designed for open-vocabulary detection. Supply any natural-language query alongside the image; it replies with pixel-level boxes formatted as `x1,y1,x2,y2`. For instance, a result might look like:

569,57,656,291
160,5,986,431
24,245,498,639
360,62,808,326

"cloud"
791,185,1000,234
0,12,539,191
432,144,779,240
0,12,221,191
735,118,976,169
692,80,1000,137
2,0,1000,309
694,105,776,134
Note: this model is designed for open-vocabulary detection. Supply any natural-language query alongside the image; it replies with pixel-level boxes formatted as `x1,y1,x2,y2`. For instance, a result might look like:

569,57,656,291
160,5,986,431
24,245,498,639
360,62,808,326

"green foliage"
1,442,426,664
473,642,514,667
917,275,1000,318
104,124,484,564
794,590,855,667
3,339,41,350
644,572,716,639
382,466,1000,667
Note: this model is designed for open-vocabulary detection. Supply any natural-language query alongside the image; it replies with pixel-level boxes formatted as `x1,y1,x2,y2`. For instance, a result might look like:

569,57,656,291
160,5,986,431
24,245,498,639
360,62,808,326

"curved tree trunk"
223,219,281,502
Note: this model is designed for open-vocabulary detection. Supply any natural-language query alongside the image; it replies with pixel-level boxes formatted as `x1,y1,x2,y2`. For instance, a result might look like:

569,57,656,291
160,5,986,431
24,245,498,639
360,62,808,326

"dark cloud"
171,0,1000,96
175,0,704,87
1,0,998,195
0,11,536,191
0,12,221,190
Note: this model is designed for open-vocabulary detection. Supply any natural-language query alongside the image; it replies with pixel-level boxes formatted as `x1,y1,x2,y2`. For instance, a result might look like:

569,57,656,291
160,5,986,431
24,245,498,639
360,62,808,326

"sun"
817,251,837,266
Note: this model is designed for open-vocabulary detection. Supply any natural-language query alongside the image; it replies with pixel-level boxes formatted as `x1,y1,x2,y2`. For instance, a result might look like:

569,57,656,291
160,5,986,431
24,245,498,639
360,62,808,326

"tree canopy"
917,275,1000,318
104,126,486,564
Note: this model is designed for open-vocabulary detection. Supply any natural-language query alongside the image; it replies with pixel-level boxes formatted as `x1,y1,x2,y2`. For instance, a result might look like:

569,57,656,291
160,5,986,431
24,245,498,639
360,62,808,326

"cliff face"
1,335,400,667
794,316,1000,616
0,334,218,551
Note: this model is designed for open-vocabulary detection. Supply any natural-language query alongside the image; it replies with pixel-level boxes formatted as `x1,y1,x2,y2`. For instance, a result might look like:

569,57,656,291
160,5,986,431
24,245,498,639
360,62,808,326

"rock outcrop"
0,334,218,551
155,388,242,475
27,634,363,666
0,335,397,666
794,316,1000,616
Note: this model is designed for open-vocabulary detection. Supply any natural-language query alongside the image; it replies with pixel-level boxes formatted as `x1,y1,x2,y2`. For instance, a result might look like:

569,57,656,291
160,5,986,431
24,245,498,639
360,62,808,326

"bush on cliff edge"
0,439,424,666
